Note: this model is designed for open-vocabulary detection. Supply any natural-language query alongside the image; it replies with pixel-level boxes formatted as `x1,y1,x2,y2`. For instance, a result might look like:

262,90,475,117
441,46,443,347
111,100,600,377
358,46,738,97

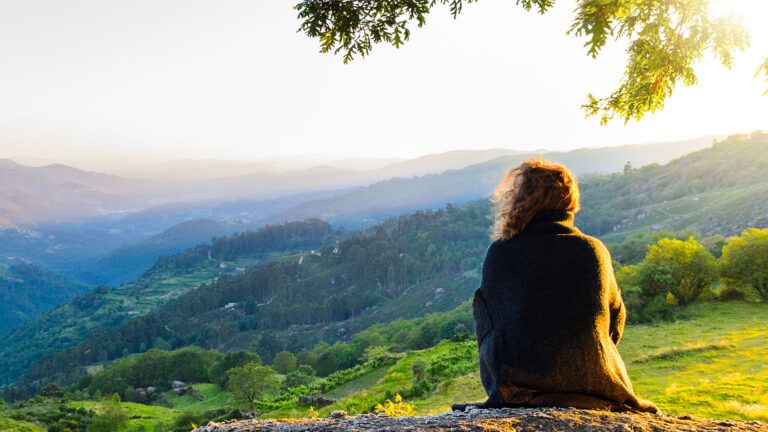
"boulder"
298,396,335,407
171,380,186,389
191,408,766,432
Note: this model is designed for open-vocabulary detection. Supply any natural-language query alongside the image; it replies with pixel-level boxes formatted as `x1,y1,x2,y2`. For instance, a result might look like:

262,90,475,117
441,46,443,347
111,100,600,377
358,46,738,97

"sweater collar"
528,209,575,226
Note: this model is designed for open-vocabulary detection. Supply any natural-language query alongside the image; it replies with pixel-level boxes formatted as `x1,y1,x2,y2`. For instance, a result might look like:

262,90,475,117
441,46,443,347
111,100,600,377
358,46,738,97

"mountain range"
3,132,766,390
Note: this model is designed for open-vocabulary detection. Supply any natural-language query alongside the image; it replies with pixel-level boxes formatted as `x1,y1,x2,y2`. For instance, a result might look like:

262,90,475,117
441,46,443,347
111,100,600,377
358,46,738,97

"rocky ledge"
193,408,766,432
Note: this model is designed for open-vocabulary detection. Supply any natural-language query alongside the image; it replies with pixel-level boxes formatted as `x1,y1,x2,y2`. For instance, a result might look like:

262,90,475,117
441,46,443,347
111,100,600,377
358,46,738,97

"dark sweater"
473,210,657,412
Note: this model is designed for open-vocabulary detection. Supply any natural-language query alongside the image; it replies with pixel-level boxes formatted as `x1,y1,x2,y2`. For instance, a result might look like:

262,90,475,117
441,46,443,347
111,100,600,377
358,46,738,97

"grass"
69,400,180,431
621,301,768,421
165,383,231,412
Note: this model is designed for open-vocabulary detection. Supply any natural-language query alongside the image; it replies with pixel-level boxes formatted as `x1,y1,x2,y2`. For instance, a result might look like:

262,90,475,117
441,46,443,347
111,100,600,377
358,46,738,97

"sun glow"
711,0,768,17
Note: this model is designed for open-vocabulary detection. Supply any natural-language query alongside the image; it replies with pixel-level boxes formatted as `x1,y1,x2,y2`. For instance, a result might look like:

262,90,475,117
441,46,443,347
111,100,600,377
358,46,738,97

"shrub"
720,228,768,301
374,394,415,417
636,237,717,305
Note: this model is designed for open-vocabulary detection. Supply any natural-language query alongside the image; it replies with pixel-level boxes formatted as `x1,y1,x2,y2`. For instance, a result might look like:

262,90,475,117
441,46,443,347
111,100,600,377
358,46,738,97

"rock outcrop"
193,408,766,432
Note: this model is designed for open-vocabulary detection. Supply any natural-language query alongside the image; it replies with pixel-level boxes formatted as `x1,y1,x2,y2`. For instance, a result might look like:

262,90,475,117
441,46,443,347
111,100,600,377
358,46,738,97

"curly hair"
492,159,580,241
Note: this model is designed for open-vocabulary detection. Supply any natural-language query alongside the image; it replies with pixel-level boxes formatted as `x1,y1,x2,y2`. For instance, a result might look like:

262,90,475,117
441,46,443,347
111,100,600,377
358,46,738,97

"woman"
453,159,657,413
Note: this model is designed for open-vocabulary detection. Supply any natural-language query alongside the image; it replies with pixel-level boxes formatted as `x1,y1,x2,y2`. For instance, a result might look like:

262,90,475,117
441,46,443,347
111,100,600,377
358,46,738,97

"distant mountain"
265,136,721,227
0,263,88,332
76,219,249,286
0,159,151,227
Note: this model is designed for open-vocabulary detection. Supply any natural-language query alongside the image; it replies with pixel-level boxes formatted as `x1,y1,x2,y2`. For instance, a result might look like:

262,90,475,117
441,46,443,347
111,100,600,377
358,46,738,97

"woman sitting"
453,159,657,413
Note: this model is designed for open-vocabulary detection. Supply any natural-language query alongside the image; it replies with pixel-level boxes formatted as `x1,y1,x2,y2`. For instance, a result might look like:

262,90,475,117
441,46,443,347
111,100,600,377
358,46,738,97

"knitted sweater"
473,210,657,412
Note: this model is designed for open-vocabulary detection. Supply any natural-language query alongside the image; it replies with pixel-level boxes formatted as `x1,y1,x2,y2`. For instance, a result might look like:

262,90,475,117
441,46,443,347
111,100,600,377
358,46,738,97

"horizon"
1,0,767,161
2,132,737,174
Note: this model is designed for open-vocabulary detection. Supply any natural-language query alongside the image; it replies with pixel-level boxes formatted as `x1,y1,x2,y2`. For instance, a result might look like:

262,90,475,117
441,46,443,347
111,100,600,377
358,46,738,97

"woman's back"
462,159,656,413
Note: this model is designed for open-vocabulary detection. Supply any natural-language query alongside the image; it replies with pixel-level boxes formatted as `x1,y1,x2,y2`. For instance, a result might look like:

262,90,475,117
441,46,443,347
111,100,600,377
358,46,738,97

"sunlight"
712,0,768,24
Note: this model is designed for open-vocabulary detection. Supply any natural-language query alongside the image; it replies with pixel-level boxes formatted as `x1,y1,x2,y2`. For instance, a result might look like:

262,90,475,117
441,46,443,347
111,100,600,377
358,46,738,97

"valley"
0,134,767,431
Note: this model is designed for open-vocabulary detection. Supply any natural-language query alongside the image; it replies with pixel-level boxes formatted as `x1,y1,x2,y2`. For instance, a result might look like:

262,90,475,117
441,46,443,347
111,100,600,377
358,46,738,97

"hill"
0,263,88,332
0,219,335,386
0,159,150,227
77,219,251,286
17,204,490,387
264,136,720,227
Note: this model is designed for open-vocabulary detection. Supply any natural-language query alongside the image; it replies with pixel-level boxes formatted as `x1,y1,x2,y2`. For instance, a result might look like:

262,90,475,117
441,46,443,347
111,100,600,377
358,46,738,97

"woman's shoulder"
565,230,613,261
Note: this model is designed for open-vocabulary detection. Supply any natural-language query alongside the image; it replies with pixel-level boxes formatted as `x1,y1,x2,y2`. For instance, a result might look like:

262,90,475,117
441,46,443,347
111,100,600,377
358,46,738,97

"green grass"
621,301,768,421
165,383,231,412
69,400,180,431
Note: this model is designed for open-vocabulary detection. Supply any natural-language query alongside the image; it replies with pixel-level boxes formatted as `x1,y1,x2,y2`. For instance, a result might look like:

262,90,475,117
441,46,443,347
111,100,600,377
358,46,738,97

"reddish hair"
492,158,580,241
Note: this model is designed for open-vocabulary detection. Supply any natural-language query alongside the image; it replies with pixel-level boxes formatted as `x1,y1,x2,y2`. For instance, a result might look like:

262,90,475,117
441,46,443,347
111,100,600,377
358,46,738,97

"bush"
720,228,768,301
374,394,414,417
209,351,262,386
637,237,717,306
272,351,298,374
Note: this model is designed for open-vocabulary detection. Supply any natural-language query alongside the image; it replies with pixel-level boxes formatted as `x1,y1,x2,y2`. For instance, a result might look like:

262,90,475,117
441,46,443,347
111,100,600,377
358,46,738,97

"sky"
1,0,767,162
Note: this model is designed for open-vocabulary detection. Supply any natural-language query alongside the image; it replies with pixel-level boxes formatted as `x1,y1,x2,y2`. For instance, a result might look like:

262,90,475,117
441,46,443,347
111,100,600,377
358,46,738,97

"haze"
1,0,767,164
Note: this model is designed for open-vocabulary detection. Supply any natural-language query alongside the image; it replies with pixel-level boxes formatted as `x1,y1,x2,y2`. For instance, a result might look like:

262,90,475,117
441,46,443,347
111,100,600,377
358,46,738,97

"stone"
171,380,186,389
191,408,767,432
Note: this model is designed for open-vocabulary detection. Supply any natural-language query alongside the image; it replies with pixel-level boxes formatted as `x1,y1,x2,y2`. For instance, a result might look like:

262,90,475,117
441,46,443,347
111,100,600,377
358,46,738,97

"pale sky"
1,0,767,161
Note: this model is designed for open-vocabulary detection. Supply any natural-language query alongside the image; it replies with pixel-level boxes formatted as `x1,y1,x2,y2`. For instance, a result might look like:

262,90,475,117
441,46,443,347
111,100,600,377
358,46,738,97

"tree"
720,228,768,301
284,364,317,389
209,351,262,386
272,351,298,374
40,382,64,399
636,237,717,305
226,363,281,411
296,0,760,124
88,394,129,432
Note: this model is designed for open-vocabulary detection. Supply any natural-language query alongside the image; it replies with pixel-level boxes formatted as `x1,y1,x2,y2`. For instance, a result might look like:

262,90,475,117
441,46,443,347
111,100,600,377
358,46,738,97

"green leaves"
577,0,750,124
758,58,768,95
295,0,762,124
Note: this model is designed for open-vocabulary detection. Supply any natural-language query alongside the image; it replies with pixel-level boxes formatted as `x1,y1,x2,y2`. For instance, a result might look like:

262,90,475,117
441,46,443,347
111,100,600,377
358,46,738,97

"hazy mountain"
265,136,721,227
0,159,152,227
76,219,247,286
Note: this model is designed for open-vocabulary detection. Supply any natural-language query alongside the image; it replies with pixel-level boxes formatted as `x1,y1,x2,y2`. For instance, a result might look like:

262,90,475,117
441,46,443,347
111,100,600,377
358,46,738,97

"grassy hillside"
265,301,767,422
580,133,768,241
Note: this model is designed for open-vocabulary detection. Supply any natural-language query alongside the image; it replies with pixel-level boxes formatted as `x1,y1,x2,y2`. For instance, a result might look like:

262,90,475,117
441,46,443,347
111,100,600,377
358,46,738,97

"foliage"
0,263,88,332
361,346,400,369
579,134,768,238
637,237,717,306
284,365,316,390
0,218,332,389
719,228,768,300
374,394,415,417
208,351,262,387
88,394,128,432
226,363,280,411
296,0,754,124
85,347,220,398
272,352,298,374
